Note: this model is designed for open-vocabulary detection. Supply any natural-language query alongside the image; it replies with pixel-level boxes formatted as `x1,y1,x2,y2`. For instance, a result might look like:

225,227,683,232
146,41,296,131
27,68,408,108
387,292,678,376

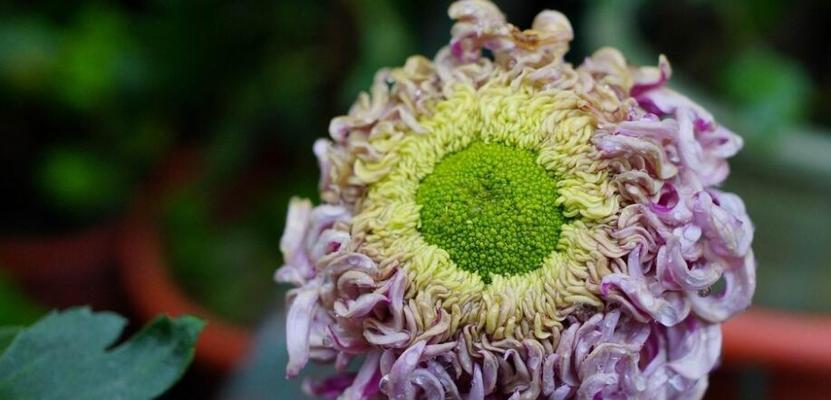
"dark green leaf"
0,307,204,400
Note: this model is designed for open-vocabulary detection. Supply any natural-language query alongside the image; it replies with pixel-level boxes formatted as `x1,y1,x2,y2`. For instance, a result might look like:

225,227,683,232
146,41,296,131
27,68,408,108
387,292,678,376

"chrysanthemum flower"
276,1,755,398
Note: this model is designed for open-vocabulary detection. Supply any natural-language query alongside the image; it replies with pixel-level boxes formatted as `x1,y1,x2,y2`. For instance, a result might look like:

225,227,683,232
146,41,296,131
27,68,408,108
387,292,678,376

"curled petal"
637,88,714,133
631,54,671,97
380,341,426,399
693,191,753,258
307,205,351,249
328,253,379,277
690,252,756,323
274,263,307,287
448,0,508,63
576,373,618,399
656,240,720,291
426,361,462,400
465,363,484,400
595,133,678,180
336,271,375,297
335,293,388,319
314,138,333,192
342,351,383,400
277,198,314,283
554,324,579,387
675,107,728,186
703,125,743,159
479,350,499,395
387,270,407,329
666,319,722,380
601,248,692,326
303,373,356,399
542,354,559,396
280,198,312,258
602,273,691,326
286,286,320,377
411,369,446,400
310,229,350,263
328,324,369,354
364,318,412,347
532,10,573,40
617,118,678,142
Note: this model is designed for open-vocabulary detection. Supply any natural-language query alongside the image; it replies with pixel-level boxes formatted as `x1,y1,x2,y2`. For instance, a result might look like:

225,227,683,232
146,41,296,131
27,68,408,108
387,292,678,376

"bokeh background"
0,0,829,399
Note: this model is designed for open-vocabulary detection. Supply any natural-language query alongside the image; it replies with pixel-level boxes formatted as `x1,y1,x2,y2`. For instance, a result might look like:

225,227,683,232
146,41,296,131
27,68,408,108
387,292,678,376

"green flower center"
416,142,564,283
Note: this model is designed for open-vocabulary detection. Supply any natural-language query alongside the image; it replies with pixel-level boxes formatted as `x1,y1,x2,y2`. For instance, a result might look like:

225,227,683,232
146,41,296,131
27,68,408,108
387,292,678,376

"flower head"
276,1,755,399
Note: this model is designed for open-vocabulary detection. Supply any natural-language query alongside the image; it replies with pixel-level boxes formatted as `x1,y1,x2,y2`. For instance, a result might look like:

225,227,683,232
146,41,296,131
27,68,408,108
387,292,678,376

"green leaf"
0,307,204,400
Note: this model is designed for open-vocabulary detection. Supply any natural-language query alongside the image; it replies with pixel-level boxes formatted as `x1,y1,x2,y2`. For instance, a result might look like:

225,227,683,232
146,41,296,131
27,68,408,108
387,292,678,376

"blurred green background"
0,0,829,399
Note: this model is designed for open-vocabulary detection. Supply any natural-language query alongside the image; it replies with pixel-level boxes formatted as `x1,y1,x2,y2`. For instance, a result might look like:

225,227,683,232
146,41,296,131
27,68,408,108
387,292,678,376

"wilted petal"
364,320,412,347
465,363,484,400
335,293,388,319
595,133,678,180
286,286,320,377
303,373,356,399
381,341,426,399
426,360,462,400
314,139,333,191
277,198,314,283
666,318,722,380
631,55,671,97
274,264,307,287
310,229,351,262
656,240,720,291
340,351,382,400
693,191,753,258
411,369,446,399
601,273,690,327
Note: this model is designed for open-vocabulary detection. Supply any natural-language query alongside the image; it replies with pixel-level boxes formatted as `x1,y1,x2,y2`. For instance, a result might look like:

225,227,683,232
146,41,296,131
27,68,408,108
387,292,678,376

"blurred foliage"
637,0,830,137
720,47,811,137
162,174,317,325
0,3,167,232
338,0,416,107
0,272,43,326
37,147,129,215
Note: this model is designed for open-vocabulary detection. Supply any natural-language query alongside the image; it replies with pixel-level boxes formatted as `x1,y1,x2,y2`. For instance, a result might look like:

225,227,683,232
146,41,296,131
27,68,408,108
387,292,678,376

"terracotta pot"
0,223,119,310
715,307,831,399
117,149,252,373
723,307,831,372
